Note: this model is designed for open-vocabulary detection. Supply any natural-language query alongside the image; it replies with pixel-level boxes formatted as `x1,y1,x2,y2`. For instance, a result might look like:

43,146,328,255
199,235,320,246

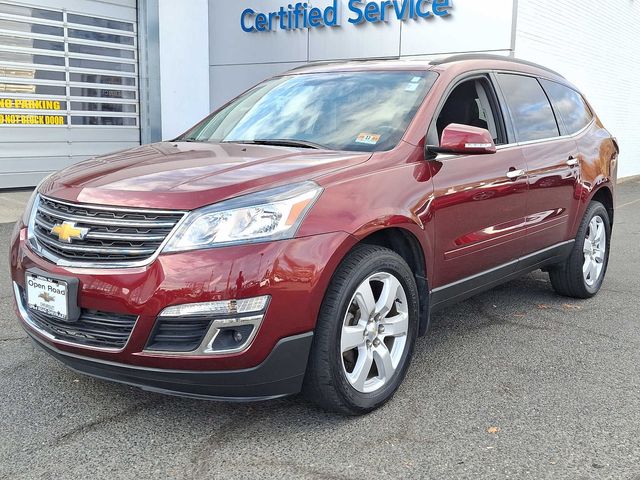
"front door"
429,76,529,291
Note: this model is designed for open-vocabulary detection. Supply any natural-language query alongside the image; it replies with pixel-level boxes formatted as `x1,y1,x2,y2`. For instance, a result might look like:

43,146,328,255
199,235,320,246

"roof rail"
288,56,402,72
430,54,565,78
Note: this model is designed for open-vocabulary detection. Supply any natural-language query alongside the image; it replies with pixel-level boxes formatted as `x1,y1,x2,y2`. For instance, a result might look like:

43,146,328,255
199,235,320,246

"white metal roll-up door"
0,0,139,188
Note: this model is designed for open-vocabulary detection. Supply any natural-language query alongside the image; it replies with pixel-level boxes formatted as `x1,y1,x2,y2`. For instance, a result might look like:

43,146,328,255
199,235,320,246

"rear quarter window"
540,79,593,135
497,73,560,143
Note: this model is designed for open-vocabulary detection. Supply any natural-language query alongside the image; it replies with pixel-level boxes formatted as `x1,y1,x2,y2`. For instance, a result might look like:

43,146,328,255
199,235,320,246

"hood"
41,142,372,210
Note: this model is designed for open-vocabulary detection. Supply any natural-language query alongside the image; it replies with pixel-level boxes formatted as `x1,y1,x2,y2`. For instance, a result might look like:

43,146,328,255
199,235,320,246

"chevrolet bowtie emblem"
39,292,55,303
51,221,89,243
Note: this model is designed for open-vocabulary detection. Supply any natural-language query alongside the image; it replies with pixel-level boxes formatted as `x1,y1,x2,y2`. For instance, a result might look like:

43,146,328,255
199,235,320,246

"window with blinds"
0,2,138,128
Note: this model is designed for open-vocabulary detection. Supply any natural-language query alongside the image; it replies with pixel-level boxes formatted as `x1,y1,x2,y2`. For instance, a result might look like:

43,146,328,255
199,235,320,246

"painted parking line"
618,198,640,209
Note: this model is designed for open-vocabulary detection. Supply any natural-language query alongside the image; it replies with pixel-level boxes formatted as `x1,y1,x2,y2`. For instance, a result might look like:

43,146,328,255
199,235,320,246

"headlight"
23,173,54,230
163,181,322,253
22,189,39,226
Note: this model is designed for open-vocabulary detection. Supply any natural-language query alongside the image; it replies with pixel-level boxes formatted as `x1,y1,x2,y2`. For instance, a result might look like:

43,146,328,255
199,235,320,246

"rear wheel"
549,201,611,298
303,245,419,415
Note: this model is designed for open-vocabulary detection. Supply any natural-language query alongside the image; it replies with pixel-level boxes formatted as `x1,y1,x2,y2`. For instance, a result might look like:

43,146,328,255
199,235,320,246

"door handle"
506,168,526,180
567,157,579,168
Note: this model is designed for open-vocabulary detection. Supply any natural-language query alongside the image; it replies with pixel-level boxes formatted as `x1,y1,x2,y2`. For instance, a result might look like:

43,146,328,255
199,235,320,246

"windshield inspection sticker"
356,133,381,145
405,82,419,92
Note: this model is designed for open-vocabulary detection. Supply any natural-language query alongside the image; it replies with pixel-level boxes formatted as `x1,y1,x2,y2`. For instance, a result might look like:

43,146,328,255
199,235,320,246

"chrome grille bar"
38,202,179,228
31,195,187,267
35,216,167,242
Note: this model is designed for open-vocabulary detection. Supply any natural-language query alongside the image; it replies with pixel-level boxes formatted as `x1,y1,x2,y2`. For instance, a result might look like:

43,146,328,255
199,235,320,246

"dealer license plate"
25,272,69,320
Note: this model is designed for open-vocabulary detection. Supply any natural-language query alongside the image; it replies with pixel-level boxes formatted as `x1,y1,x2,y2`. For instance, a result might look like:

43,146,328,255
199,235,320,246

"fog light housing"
145,296,270,356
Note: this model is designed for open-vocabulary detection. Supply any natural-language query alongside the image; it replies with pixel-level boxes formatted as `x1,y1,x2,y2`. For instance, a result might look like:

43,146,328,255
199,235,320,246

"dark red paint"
10,57,617,373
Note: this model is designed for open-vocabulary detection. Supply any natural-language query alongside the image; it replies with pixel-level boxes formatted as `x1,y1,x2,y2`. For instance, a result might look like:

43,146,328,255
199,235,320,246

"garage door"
0,0,139,188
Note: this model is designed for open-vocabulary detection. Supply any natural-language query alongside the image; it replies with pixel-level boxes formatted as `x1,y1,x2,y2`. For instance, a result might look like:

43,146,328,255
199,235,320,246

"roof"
285,54,566,81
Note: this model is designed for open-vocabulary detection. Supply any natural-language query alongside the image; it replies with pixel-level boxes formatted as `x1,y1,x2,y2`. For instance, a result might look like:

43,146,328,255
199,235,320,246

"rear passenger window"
540,79,593,135
497,74,560,142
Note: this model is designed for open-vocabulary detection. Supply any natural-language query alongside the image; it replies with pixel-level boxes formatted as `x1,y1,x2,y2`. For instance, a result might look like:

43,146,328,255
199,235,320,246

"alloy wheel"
340,272,409,393
583,215,606,287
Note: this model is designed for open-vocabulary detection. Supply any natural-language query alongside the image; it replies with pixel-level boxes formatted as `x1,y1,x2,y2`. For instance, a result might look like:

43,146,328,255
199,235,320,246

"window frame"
428,72,509,148
539,78,594,136
492,71,562,144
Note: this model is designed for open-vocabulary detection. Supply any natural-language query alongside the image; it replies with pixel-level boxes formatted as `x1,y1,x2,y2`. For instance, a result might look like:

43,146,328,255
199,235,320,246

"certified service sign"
241,0,453,32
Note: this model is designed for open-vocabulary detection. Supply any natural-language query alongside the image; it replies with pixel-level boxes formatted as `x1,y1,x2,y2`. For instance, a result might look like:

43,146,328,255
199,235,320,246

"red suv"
10,55,618,414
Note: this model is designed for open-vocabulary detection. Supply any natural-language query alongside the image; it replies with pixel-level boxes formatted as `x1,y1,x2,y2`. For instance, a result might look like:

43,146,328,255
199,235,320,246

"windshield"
182,70,438,152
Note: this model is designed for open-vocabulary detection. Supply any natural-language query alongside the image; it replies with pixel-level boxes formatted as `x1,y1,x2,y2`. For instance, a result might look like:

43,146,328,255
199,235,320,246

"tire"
303,245,419,415
549,201,611,299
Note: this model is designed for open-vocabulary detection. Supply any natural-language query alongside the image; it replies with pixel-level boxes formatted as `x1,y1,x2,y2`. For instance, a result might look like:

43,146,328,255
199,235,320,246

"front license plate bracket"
25,268,80,322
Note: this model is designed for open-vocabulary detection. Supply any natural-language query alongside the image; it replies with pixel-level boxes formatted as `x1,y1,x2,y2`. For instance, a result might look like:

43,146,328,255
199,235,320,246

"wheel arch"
589,185,614,227
356,227,431,336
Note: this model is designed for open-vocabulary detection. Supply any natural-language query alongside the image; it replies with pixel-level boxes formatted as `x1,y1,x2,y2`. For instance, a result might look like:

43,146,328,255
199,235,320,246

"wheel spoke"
583,257,591,275
373,343,395,381
349,348,373,391
594,249,605,263
588,259,598,281
588,220,597,241
583,239,593,254
380,312,408,337
341,325,365,352
595,221,605,244
375,275,402,317
354,281,376,317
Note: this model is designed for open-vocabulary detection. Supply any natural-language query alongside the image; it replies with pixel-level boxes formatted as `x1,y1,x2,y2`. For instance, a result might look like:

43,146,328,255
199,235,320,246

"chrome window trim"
435,117,595,160
13,282,134,353
29,194,189,269
495,117,595,151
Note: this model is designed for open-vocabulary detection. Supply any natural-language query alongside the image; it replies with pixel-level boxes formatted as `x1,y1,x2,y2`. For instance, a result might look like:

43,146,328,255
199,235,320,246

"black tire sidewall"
576,203,612,296
323,247,419,412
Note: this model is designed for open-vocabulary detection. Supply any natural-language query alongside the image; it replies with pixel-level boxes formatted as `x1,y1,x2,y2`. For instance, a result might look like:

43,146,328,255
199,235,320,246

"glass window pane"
497,74,559,142
0,66,64,81
69,73,136,86
68,29,134,46
0,19,63,36
0,51,65,66
67,14,134,32
70,87,136,100
187,71,438,152
0,34,64,51
0,83,65,96
71,116,136,126
69,58,135,72
540,79,593,135
68,43,135,59
0,4,62,21
71,102,136,113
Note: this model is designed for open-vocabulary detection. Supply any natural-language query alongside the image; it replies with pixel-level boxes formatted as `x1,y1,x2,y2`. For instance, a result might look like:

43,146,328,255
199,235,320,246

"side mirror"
426,123,497,157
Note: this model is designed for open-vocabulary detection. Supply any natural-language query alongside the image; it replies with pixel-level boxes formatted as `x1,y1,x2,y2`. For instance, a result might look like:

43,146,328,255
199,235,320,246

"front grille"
19,287,137,349
32,195,185,265
145,316,213,352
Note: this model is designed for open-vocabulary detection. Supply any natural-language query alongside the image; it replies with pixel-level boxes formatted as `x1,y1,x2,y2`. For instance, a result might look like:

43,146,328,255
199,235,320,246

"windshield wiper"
223,139,327,150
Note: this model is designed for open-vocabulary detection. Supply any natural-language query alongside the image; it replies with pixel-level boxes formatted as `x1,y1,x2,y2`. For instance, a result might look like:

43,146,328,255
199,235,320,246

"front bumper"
10,222,356,397
25,326,313,400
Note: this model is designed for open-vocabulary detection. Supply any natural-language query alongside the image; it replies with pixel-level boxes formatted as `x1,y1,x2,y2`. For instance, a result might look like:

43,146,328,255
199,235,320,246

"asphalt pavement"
1,180,639,480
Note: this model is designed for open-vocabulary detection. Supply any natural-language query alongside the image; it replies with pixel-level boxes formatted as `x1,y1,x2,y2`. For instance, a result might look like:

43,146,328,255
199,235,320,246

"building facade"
0,0,638,188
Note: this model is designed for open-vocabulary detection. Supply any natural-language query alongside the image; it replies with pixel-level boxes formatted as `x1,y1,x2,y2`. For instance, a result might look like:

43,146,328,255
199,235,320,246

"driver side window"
434,78,504,145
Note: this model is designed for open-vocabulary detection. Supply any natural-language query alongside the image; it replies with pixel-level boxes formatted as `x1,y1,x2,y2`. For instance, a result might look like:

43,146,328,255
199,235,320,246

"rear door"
496,73,580,255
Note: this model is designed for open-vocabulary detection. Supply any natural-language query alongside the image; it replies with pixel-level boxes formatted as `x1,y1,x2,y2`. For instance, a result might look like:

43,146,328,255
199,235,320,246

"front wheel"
549,201,612,298
303,245,419,415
